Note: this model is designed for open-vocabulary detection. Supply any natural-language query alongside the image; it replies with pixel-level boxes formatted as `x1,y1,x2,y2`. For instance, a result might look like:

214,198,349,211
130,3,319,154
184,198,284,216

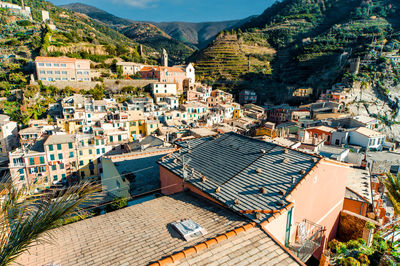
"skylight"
171,219,207,241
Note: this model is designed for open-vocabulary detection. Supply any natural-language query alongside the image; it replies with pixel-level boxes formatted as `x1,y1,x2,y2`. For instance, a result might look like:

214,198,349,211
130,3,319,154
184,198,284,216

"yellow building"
76,134,106,180
57,119,83,134
255,127,277,138
127,111,160,141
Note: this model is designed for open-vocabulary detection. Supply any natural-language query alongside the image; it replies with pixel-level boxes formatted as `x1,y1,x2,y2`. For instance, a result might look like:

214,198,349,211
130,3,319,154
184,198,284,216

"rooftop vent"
201,176,207,182
170,219,207,241
312,157,318,163
234,199,241,205
188,150,192,154
259,187,268,194
279,189,286,195
256,168,263,174
173,158,178,164
292,177,296,184
284,149,289,154
277,200,285,207
261,149,266,154
283,158,290,163
215,186,221,193
255,212,263,220
299,169,306,175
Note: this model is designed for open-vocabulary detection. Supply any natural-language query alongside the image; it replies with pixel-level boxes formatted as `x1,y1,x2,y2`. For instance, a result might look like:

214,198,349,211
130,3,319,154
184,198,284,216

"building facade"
35,57,91,82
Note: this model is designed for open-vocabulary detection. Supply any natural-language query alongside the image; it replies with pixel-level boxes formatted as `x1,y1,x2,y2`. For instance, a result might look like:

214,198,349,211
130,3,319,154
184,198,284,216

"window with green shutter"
50,154,55,161
69,152,74,158
96,149,100,155
29,158,34,166
40,157,45,164
79,160,84,166
53,175,58,181
89,149,92,155
68,142,73,149
58,153,63,160
79,150,83,156
60,163,64,170
52,165,56,171
57,144,62,150
118,135,122,141
110,136,113,142
49,145,53,151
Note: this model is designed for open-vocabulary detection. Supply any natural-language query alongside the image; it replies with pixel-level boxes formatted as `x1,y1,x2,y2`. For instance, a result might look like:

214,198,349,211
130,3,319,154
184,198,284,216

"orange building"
140,66,186,92
158,133,349,261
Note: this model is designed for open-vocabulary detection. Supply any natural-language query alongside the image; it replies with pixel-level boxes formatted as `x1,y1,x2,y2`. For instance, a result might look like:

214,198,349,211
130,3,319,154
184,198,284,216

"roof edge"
149,222,257,266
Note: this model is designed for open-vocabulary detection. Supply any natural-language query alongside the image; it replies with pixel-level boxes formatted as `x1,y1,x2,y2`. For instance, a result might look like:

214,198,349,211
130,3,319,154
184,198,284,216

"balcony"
290,219,324,262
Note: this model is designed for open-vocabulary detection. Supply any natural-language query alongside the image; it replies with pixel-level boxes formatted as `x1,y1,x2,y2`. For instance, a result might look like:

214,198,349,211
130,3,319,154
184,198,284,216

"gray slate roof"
158,133,320,223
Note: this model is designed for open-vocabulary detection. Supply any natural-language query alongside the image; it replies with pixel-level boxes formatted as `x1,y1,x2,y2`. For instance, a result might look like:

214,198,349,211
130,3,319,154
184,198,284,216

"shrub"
106,197,128,212
347,240,362,250
358,253,370,265
329,239,341,253
344,257,361,266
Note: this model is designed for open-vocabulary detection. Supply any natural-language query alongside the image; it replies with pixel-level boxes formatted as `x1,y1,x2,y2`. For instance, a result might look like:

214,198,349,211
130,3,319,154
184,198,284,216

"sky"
49,0,276,23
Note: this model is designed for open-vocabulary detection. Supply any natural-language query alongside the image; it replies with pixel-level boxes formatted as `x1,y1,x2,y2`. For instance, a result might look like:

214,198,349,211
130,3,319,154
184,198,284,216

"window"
150,124,153,128
20,176,25,181
58,153,63,160
79,150,83,156
55,71,60,74
47,71,53,74
89,149,92,155
38,63,44,66
53,175,58,181
90,169,94,176
54,63,59,67
69,152,74,158
102,148,105,153
96,140,99,145
39,70,45,74
29,158,35,166
50,154,55,161
110,136,114,142
57,144,62,150
61,174,66,180
46,63,51,67
61,64,66,67
39,157,45,164
118,135,122,141
96,149,100,155
68,142,73,149
52,165,56,171
62,71,67,75
79,160,84,166
60,163,65,170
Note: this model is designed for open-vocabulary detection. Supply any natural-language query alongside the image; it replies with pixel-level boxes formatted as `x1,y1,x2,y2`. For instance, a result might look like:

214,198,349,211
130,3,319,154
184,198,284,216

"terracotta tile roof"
140,66,159,72
151,223,302,266
15,192,248,265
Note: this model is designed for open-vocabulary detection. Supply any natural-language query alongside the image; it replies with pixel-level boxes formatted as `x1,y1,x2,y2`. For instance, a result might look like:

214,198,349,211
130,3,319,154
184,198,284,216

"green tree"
383,173,400,216
0,178,100,265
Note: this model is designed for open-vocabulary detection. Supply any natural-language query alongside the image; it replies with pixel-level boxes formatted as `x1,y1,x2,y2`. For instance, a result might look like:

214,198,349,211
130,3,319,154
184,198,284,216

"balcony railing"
290,219,324,262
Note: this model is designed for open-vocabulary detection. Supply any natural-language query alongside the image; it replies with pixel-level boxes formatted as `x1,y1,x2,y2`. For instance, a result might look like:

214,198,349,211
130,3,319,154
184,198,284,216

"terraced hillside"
194,32,274,81
193,0,400,103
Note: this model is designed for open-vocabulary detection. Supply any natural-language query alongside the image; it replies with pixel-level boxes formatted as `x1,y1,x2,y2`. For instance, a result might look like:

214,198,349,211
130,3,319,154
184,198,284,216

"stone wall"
104,79,158,92
337,210,380,242
31,81,101,90
30,79,158,91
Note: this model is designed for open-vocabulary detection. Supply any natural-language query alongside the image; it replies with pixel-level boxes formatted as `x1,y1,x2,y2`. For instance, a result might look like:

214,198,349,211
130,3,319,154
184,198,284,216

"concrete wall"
343,198,369,217
101,158,130,199
337,210,379,242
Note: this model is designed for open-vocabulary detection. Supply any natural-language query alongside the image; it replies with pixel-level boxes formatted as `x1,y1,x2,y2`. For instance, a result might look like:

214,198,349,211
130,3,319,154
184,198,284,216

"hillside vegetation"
193,0,400,103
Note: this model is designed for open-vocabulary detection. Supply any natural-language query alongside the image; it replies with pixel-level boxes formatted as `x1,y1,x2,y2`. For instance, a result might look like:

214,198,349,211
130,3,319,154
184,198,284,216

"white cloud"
114,0,159,8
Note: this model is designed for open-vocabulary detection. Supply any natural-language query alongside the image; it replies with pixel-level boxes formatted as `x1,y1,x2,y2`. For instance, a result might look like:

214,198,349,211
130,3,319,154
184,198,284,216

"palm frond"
0,176,100,265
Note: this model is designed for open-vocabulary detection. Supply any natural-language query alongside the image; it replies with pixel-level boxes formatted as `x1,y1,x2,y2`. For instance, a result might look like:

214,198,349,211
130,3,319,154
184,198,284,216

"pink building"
140,66,186,92
44,134,78,184
158,133,348,262
35,56,91,82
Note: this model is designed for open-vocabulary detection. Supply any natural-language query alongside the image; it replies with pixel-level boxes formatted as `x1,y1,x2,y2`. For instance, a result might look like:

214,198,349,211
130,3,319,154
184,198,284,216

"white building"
185,63,195,83
151,83,177,96
116,62,145,75
349,127,386,151
0,115,18,155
